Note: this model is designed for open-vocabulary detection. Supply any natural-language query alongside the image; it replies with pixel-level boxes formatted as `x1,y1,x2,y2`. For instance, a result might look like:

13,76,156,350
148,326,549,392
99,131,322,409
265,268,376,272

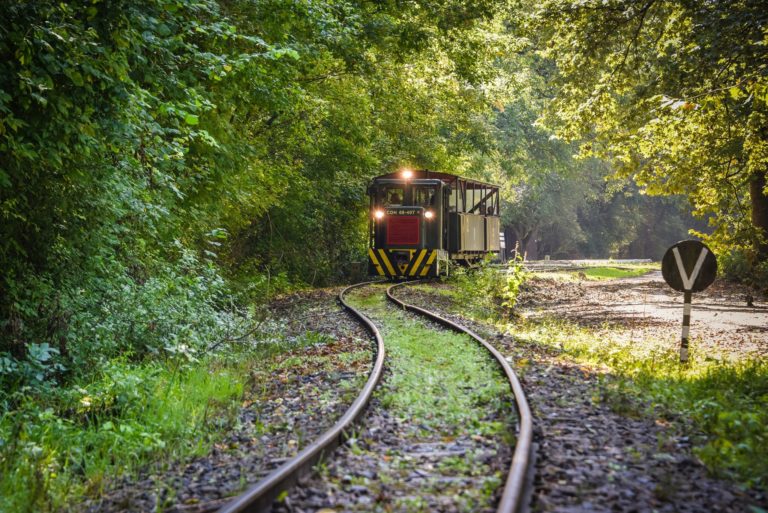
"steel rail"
386,281,535,513
218,281,386,513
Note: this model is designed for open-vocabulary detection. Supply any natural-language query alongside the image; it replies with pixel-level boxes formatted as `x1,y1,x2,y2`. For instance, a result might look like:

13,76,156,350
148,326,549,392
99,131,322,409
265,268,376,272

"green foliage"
0,0,523,506
0,0,518,386
450,256,527,319
529,0,768,262
0,326,342,512
484,41,697,260
719,249,768,291
0,357,245,512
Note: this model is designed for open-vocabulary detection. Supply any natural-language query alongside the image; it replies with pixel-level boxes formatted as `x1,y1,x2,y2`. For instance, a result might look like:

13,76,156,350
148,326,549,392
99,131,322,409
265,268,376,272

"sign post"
661,240,718,363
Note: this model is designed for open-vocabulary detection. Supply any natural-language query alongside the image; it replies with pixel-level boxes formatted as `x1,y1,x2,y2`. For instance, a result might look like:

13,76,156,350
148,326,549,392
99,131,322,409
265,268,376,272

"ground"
83,269,768,512
522,270,767,358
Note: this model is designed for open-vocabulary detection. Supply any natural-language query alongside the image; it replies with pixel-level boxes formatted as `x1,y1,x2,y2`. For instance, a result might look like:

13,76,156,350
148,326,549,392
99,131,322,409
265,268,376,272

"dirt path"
522,271,768,359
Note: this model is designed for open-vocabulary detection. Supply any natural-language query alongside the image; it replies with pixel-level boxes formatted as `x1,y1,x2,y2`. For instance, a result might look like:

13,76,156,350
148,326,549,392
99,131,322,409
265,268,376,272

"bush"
449,255,527,319
719,249,768,292
0,247,242,393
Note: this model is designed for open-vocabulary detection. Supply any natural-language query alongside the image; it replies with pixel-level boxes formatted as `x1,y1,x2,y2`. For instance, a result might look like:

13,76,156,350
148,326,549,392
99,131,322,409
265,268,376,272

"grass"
0,330,348,513
351,287,513,435
530,264,658,282
0,356,246,512
340,286,515,511
581,265,656,280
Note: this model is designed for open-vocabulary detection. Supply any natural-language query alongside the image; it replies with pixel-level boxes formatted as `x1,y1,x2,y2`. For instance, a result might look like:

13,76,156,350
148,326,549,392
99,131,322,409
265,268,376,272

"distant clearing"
531,264,658,281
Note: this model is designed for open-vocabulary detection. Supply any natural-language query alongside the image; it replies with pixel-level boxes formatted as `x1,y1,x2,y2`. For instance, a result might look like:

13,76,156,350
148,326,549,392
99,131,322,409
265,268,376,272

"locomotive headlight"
374,209,385,219
402,168,413,179
424,210,434,219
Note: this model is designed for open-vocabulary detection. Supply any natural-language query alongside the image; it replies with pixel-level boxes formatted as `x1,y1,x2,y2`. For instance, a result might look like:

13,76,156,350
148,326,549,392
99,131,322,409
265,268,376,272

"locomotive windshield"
415,186,436,207
384,187,404,206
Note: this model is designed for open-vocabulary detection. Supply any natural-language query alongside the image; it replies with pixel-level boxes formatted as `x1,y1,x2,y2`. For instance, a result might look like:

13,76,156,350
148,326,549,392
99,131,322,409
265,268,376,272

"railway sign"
661,240,718,363
661,240,717,293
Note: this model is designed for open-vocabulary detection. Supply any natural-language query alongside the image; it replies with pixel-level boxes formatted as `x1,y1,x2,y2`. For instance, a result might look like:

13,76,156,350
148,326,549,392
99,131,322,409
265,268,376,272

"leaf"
69,71,84,87
184,113,199,125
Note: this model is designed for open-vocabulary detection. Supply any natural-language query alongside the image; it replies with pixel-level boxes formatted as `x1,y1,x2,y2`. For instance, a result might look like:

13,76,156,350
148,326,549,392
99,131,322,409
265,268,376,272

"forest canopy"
530,0,768,265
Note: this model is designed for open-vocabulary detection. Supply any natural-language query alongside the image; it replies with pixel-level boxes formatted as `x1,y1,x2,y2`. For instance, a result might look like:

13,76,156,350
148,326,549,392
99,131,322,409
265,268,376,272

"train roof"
371,169,498,189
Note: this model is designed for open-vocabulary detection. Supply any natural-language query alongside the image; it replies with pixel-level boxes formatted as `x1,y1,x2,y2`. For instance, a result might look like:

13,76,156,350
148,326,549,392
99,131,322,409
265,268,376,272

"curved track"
219,280,534,513
218,281,386,513
386,280,535,513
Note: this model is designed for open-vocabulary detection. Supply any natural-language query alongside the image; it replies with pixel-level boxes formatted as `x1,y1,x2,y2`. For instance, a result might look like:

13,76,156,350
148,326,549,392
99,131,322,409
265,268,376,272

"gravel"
520,271,768,359
396,280,767,512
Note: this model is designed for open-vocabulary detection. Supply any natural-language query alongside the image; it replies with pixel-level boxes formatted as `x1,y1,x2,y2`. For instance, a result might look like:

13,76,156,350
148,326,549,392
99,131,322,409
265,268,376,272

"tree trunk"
523,229,539,260
751,168,768,261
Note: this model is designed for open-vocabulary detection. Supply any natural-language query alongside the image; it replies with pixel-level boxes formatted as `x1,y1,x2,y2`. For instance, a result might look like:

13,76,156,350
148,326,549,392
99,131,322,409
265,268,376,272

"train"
367,169,501,278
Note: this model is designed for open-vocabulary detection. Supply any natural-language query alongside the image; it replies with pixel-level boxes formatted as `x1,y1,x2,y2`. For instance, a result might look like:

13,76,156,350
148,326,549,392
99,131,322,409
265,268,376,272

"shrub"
719,248,768,292
449,255,527,319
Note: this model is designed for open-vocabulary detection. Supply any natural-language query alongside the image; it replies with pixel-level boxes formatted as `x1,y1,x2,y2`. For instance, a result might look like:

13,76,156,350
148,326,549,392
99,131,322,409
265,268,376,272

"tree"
0,0,520,382
531,0,768,264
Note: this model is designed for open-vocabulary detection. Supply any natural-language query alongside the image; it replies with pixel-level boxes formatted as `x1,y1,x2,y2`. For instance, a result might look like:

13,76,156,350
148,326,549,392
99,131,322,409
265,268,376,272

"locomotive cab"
367,169,500,279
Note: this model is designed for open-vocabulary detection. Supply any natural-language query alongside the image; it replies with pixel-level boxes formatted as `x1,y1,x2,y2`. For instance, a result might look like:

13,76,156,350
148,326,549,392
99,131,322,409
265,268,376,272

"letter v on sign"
672,246,708,291
661,240,717,294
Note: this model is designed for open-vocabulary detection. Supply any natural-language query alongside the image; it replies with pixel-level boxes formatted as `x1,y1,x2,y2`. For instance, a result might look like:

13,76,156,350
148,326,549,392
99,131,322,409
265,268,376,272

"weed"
448,256,527,320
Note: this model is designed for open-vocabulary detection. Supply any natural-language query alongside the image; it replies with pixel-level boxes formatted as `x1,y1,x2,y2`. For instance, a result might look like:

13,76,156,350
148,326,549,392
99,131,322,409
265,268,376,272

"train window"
384,187,404,206
415,186,436,207
449,187,460,212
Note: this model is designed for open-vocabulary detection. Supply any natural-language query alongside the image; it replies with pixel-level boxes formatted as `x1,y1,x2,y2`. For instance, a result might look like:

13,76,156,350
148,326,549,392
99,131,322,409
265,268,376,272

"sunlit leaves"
530,0,768,260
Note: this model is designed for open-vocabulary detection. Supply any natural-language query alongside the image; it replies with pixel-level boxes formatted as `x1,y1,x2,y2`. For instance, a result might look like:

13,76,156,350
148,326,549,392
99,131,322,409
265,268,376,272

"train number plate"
386,207,421,216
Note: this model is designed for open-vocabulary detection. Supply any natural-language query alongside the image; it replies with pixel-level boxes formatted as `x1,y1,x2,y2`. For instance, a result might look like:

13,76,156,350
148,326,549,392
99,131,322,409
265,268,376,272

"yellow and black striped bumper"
368,248,442,278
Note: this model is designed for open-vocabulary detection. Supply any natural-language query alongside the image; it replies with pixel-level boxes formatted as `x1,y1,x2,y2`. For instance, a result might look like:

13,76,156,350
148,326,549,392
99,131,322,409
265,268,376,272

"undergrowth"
447,256,527,320
0,328,326,512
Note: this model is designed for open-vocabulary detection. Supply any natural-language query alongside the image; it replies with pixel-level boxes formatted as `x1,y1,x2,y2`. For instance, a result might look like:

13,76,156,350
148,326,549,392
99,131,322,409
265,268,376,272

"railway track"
219,281,534,513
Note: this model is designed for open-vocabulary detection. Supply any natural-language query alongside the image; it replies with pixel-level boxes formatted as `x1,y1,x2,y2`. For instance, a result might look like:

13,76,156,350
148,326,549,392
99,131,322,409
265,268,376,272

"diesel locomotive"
367,169,501,278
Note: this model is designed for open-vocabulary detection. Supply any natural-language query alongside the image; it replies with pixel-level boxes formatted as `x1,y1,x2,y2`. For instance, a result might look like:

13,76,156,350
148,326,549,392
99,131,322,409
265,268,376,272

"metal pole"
680,291,692,363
